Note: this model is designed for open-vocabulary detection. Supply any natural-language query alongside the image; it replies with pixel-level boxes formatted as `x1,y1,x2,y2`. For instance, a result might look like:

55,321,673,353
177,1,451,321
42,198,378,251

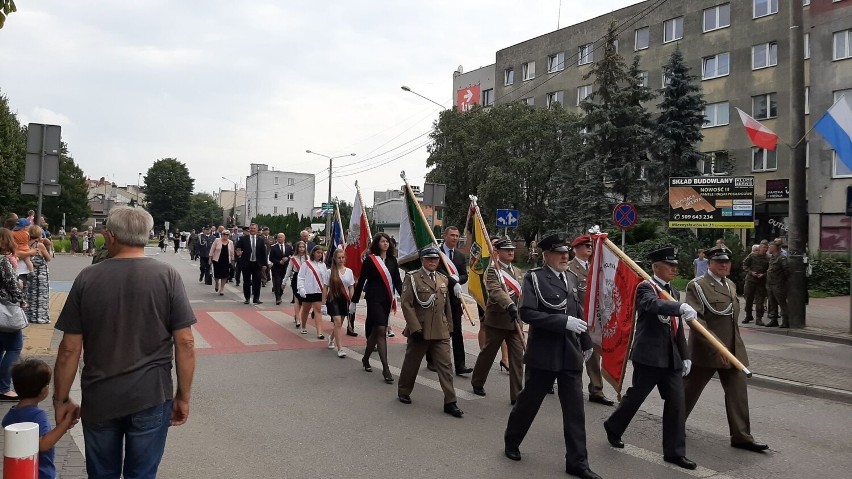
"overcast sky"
1,0,635,207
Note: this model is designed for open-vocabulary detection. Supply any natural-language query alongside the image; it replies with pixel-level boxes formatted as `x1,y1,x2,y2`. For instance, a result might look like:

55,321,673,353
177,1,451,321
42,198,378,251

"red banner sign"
456,84,481,112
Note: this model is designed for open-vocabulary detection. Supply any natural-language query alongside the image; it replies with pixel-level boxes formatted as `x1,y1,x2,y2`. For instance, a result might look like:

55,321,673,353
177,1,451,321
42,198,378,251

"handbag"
0,300,28,332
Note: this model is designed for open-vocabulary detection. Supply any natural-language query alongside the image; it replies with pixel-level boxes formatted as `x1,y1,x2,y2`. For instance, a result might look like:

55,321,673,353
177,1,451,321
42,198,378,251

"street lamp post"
222,176,239,227
400,85,447,109
136,172,141,207
305,150,356,245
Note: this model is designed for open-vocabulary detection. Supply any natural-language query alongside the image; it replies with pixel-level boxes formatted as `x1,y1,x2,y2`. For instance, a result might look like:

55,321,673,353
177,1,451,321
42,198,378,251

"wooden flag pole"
401,172,476,326
600,236,752,378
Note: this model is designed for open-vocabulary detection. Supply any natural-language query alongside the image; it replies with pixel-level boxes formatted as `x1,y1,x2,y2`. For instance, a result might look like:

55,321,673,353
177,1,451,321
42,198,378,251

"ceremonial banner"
397,181,436,266
584,234,643,394
326,203,346,267
345,187,371,278
465,205,491,309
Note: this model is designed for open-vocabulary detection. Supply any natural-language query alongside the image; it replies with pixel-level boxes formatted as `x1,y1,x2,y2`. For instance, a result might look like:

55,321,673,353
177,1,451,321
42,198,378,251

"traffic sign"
496,209,519,228
613,202,638,231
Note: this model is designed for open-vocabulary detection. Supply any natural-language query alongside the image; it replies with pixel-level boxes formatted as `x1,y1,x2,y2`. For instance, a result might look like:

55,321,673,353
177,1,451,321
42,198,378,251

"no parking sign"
613,202,638,231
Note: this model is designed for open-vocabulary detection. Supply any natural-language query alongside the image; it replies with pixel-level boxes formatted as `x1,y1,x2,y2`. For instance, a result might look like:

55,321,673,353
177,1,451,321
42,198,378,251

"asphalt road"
51,250,852,478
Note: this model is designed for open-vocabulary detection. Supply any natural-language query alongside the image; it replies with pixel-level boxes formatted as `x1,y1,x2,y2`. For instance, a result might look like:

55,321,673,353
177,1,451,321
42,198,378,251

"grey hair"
751,245,759,252
106,206,154,247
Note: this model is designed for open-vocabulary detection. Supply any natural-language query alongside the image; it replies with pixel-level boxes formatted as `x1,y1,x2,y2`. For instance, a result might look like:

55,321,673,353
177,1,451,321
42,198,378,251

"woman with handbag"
0,227,26,401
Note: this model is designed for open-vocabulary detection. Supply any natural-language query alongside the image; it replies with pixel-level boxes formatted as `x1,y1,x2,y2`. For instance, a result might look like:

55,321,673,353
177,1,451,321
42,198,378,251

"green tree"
253,213,312,241
143,158,194,229
0,90,26,215
41,145,91,230
0,1,17,29
181,193,222,231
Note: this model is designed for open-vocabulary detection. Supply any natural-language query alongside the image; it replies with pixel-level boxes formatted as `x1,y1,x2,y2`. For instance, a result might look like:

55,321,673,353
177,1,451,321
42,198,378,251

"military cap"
419,245,441,258
571,234,592,249
704,245,733,261
494,237,516,249
539,234,570,253
648,246,679,264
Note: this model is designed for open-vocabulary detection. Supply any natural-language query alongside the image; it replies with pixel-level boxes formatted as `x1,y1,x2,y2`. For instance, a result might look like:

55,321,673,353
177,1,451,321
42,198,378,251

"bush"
809,256,850,296
53,238,70,253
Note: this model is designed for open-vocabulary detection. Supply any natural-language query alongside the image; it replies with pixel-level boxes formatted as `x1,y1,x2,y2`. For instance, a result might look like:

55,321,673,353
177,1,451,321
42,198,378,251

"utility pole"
787,0,807,328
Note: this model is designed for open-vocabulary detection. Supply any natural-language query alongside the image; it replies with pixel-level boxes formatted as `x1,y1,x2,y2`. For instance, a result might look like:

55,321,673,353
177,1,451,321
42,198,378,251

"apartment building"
245,164,315,221
459,0,851,253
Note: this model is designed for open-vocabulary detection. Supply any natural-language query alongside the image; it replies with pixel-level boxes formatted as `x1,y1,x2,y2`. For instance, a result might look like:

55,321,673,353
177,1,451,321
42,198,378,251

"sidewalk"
739,295,852,344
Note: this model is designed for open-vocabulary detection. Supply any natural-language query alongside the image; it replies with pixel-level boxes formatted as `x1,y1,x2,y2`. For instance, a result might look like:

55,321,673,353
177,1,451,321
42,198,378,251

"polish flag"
345,189,371,279
736,108,778,151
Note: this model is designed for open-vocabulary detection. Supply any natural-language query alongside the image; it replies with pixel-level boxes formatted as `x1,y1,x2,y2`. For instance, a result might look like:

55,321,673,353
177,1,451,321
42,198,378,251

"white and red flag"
584,233,644,395
345,185,371,279
736,107,778,151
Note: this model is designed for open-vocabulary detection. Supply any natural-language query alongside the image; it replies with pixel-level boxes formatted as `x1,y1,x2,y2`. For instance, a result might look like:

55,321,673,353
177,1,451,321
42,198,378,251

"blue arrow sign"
496,209,520,228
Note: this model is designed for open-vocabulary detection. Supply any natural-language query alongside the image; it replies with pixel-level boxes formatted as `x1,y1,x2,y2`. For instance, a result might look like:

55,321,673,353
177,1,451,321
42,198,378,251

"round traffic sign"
613,202,638,231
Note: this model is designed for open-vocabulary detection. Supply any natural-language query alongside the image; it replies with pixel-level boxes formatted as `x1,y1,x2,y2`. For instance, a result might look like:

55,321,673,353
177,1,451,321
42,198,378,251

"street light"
136,172,142,206
305,150,356,245
400,85,447,110
222,176,239,227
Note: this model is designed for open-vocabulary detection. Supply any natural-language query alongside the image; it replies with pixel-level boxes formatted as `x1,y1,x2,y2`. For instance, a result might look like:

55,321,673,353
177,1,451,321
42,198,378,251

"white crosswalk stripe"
208,311,276,345
192,327,211,349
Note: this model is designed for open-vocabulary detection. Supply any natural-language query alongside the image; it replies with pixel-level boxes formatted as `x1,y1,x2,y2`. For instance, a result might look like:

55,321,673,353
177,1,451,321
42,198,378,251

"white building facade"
245,164,315,220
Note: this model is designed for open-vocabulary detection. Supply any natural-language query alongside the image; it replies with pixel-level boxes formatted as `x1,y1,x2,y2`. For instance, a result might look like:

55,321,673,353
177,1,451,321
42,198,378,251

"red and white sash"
500,267,522,299
304,260,323,290
369,254,397,311
291,256,302,272
334,267,352,302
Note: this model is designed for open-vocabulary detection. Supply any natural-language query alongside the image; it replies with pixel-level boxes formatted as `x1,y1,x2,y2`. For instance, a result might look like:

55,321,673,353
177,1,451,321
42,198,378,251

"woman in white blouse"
297,245,328,338
284,241,308,327
325,248,355,358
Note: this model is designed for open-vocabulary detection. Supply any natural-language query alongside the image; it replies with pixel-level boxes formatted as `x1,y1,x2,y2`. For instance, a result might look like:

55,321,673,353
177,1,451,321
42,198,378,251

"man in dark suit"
197,226,213,283
235,223,268,304
269,232,293,305
503,234,600,479
603,246,698,470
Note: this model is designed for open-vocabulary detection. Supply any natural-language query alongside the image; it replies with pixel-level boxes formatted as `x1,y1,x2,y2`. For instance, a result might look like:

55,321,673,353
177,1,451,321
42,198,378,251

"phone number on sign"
672,214,714,220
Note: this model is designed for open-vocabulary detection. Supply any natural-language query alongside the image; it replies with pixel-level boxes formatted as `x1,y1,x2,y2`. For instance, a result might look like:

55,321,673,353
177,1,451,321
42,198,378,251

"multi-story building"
215,188,246,226
373,185,442,239
452,64,496,110
245,164,315,221
466,0,851,253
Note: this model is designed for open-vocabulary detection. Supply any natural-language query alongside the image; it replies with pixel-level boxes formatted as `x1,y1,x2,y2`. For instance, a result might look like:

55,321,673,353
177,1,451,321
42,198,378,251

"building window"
274,176,279,185
546,91,564,107
639,71,649,87
635,27,649,50
522,61,535,81
611,39,619,53
703,102,730,128
803,0,810,5
834,30,852,60
835,89,852,102
805,87,810,114
548,52,565,72
752,148,777,171
662,72,672,87
273,206,278,215
663,17,684,43
834,151,852,177
286,207,294,215
274,193,278,199
820,214,851,252
805,33,810,59
702,52,730,79
523,97,534,105
287,193,294,201
703,4,730,32
578,43,594,65
482,88,494,106
752,93,777,119
754,0,778,18
577,85,593,105
288,177,295,186
753,42,778,69
504,68,514,86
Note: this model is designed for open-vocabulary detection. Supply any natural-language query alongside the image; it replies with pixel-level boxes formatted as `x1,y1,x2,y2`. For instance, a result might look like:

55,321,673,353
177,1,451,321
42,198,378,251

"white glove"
348,303,357,315
682,359,692,377
453,283,462,298
394,293,400,303
679,303,697,322
298,288,306,297
583,349,593,362
565,316,588,334
450,273,460,283
321,305,327,315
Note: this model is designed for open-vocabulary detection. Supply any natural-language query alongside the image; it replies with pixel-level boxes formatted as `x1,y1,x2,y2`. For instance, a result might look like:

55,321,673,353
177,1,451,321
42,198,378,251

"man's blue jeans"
82,401,172,479
0,330,23,394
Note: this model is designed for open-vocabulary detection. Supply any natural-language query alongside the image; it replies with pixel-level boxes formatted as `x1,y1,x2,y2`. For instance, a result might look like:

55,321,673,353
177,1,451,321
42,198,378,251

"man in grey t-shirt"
53,206,196,478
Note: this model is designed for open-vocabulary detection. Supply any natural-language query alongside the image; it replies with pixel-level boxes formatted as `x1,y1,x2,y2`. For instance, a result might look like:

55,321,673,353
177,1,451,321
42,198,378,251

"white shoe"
327,338,335,349
337,350,347,358
387,330,395,338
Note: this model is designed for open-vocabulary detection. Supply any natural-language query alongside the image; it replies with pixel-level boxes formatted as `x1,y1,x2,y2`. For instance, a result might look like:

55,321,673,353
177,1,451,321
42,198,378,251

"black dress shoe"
664,456,697,470
589,395,615,406
732,441,769,452
472,386,486,396
603,424,624,448
565,467,602,479
253,300,263,304
455,367,473,376
398,395,411,404
443,402,464,418
346,330,359,337
742,317,753,324
426,363,437,372
243,300,250,304
504,447,521,461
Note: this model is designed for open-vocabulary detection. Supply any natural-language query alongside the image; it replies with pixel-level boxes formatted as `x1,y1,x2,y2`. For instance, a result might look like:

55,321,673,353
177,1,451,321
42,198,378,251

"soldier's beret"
494,237,516,250
539,234,570,253
648,246,678,264
704,245,732,261
419,245,441,258
571,235,592,249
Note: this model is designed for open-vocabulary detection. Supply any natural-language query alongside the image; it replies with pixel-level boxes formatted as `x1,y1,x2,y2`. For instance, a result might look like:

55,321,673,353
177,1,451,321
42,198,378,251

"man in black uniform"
269,233,293,305
197,226,212,283
503,234,600,479
235,223,268,304
603,246,698,470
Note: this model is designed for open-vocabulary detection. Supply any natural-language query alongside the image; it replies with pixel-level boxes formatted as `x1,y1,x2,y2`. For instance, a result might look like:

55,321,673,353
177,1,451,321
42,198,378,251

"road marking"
208,311,276,346
785,342,823,349
191,326,211,348
258,310,298,328
747,344,787,351
615,443,738,478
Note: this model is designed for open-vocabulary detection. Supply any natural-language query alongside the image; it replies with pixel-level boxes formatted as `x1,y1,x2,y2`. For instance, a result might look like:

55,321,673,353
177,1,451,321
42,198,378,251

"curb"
747,373,852,405
740,324,852,346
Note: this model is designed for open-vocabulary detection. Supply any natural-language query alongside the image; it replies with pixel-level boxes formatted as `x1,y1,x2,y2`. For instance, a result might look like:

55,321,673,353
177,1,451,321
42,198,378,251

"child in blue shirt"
2,358,79,479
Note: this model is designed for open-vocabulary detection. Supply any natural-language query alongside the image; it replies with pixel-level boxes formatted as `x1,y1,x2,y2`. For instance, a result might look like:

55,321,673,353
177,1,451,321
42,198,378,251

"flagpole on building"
596,235,752,378
401,171,476,326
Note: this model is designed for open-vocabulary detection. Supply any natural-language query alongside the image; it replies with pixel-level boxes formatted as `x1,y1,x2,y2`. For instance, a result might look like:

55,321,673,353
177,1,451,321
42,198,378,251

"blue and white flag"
327,203,346,266
814,95,852,171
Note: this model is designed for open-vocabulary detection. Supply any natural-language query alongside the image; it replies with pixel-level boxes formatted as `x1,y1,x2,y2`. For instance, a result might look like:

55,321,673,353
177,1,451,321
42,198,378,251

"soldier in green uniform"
741,240,769,325
765,241,789,328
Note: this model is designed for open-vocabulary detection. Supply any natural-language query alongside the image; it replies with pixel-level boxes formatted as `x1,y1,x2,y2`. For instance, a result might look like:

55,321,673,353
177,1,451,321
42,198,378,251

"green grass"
808,290,832,299
671,277,690,291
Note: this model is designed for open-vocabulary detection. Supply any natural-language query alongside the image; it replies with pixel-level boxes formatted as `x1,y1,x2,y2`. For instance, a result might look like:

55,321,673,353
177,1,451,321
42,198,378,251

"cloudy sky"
1,0,634,207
